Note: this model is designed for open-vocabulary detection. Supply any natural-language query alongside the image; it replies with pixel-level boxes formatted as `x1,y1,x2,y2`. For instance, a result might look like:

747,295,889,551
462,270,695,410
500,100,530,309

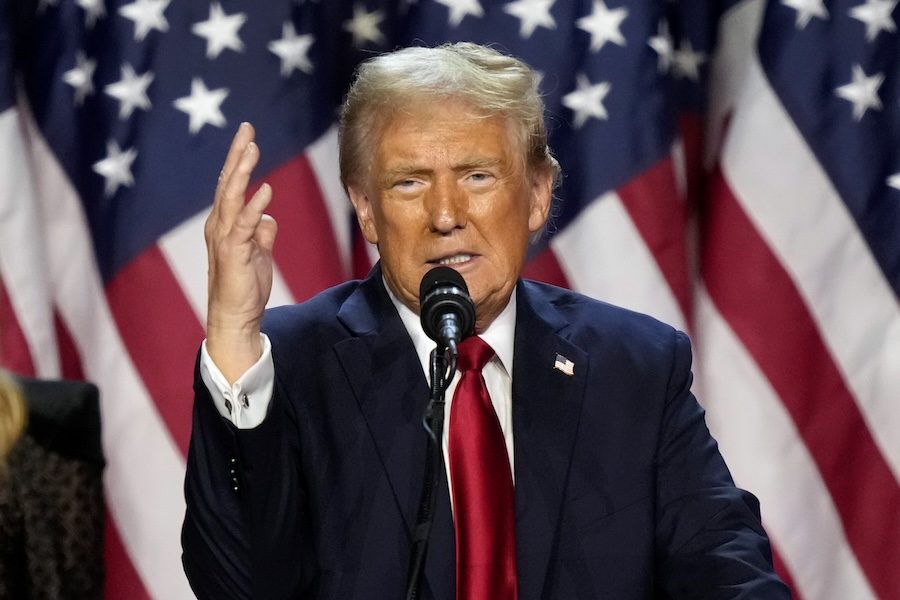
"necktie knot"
456,336,494,373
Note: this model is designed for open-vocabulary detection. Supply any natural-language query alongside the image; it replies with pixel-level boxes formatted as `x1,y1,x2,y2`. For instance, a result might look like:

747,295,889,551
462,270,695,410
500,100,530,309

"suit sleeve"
182,354,313,600
654,331,790,599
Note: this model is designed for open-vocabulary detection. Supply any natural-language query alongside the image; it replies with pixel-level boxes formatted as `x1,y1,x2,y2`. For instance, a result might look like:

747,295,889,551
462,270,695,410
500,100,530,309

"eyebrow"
454,157,502,171
381,157,503,181
380,166,430,182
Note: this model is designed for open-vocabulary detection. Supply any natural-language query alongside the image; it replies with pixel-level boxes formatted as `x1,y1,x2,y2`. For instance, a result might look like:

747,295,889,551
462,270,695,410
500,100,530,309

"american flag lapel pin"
553,353,575,376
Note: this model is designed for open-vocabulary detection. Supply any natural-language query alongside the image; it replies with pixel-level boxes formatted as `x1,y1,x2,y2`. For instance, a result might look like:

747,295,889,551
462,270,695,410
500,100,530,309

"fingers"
220,122,254,183
206,125,276,263
210,123,257,227
255,214,278,253
217,141,261,227
231,182,273,242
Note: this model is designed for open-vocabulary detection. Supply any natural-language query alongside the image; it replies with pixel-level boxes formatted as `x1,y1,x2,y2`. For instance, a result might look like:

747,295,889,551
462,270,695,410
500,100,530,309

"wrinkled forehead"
362,96,527,172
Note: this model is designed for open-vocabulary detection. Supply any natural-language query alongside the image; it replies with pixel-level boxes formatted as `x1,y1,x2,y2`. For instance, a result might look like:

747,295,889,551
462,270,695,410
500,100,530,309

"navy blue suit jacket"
183,266,788,599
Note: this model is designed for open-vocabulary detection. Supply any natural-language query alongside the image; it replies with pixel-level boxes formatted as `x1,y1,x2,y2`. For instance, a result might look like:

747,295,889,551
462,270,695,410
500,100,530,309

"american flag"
0,0,897,597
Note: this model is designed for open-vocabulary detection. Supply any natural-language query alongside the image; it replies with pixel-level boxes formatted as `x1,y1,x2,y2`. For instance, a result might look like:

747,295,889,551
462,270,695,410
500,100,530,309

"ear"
348,185,379,244
527,168,553,234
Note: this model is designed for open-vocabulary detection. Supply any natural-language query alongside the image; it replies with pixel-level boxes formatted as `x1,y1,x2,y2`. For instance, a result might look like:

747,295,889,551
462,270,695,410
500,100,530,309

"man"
182,43,788,599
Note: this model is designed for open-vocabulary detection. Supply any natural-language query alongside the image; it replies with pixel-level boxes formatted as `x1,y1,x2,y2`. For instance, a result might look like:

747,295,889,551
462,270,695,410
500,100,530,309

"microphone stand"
404,343,457,600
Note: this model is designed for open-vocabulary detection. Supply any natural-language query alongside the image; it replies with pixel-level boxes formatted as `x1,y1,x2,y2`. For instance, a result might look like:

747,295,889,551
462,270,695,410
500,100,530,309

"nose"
427,176,467,234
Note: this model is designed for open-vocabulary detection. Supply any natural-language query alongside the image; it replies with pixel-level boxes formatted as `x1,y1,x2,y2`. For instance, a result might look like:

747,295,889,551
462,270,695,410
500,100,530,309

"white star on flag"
118,0,170,41
503,0,557,39
434,0,484,27
782,0,829,28
92,141,138,197
673,38,706,81
849,0,897,41
562,73,611,128
173,78,229,134
888,172,900,191
268,23,315,77
577,0,628,52
105,64,154,119
342,4,385,47
192,2,247,59
648,20,674,73
835,64,884,121
76,0,106,28
62,51,96,106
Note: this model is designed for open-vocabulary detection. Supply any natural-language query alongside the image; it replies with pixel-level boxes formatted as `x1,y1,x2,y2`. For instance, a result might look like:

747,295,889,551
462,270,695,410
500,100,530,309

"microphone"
419,266,476,351
408,266,474,600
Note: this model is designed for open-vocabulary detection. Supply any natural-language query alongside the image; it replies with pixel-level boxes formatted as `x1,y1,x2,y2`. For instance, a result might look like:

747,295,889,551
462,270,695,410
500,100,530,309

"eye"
393,178,423,192
466,172,495,185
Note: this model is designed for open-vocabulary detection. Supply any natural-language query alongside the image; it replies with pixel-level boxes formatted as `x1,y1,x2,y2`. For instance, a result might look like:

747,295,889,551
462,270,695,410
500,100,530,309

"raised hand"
204,123,277,383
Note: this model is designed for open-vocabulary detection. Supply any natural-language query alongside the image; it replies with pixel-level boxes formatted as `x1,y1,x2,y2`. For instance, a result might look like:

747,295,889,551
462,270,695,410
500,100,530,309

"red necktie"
449,336,518,600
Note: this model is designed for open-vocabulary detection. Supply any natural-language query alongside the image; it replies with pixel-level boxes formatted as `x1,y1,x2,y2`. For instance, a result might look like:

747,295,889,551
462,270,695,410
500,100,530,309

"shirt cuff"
200,334,274,429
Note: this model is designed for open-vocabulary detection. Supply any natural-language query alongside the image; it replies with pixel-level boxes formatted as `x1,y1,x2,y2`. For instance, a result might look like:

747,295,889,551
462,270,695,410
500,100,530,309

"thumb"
255,214,278,252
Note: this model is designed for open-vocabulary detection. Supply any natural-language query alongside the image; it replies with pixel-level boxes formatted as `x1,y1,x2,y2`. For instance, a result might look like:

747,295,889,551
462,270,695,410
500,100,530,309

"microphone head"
419,266,476,344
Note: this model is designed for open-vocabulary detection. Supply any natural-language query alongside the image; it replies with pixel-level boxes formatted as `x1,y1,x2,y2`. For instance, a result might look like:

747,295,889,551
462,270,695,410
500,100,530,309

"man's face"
348,99,553,331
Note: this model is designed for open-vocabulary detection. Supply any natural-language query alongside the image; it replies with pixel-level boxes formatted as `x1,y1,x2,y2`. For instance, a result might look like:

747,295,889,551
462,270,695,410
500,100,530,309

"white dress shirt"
200,280,517,502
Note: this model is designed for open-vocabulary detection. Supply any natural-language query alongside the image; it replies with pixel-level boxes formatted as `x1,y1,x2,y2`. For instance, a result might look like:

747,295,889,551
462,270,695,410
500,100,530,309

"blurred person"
0,371,26,467
0,370,104,598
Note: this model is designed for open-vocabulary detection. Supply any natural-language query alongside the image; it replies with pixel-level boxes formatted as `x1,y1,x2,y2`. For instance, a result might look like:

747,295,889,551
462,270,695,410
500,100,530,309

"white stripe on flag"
695,287,875,600
159,210,211,326
0,107,60,377
705,0,765,169
670,139,688,201
552,191,687,331
21,101,194,600
719,47,900,484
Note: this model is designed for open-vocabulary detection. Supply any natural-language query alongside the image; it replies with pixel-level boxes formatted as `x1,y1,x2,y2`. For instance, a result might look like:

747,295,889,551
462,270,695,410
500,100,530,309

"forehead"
372,99,521,166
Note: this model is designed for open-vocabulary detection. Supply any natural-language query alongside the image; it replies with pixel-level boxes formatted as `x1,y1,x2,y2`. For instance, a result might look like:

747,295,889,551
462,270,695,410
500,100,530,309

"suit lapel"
332,267,455,600
330,273,585,600
512,282,588,600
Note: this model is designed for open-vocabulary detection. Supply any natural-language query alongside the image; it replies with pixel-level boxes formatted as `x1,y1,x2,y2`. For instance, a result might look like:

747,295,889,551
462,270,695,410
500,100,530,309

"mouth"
429,253,476,267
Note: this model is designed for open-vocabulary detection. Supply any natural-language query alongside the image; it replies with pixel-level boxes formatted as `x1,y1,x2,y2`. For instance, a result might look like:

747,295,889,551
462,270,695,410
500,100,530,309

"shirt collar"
384,277,516,380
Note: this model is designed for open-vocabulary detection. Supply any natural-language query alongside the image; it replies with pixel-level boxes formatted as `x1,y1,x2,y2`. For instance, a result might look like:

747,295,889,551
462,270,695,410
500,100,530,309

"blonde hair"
0,371,26,467
338,42,560,190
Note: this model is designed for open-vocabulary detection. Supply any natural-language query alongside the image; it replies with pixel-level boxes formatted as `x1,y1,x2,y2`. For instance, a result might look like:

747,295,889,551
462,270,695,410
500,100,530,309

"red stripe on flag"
617,157,692,321
105,245,205,455
54,311,84,380
678,113,705,206
523,246,570,289
104,509,152,600
0,276,36,376
253,155,346,301
702,171,900,599
771,545,803,600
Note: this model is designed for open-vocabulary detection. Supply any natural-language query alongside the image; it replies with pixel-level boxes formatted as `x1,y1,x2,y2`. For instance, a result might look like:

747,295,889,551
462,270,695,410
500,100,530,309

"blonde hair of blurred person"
0,371,26,470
